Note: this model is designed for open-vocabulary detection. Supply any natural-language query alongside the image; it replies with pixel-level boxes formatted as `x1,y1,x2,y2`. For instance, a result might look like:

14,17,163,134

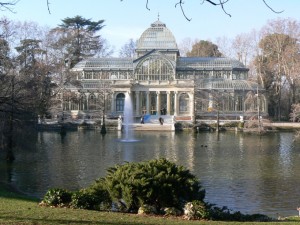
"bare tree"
290,104,300,122
231,33,255,67
178,37,198,57
253,18,300,120
119,38,136,58
215,36,233,58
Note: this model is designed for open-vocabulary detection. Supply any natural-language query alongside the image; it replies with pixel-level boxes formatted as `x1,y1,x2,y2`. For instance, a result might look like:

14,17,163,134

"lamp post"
256,86,262,132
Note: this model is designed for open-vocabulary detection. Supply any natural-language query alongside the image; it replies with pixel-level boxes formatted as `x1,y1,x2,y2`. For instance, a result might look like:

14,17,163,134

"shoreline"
0,180,38,200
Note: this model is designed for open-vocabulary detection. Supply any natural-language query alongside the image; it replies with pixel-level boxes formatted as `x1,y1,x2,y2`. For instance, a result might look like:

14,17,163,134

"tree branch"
0,1,18,12
262,0,284,13
175,1,192,21
205,0,217,6
218,0,231,17
145,0,150,10
122,0,283,21
47,0,51,14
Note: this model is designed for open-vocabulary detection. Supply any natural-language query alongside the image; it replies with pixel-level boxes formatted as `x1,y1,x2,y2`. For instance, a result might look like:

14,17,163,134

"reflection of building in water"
55,19,267,122
279,133,293,176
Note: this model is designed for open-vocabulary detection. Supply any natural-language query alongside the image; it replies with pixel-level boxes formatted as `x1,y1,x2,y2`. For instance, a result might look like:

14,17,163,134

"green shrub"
70,190,97,210
238,121,244,128
85,180,112,211
70,180,112,211
222,122,240,128
41,188,72,207
102,158,205,212
137,204,157,215
184,200,210,220
163,207,182,216
207,204,272,222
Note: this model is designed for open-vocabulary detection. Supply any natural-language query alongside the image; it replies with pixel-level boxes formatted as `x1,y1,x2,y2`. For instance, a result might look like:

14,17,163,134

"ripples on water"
1,130,300,218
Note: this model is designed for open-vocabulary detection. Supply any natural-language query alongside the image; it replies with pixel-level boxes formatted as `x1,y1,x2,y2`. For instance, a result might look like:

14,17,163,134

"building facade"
63,19,267,121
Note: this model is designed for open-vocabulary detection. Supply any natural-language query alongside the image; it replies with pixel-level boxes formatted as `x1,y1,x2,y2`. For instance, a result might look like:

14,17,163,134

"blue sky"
2,0,299,53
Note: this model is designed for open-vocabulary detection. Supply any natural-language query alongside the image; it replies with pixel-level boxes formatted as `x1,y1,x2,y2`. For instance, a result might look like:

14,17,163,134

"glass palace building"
66,19,267,121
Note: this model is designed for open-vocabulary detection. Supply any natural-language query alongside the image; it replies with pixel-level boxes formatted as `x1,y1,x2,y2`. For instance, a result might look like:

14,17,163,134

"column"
189,92,195,120
156,91,161,115
174,91,178,116
135,91,140,115
104,92,108,113
86,93,90,111
146,91,150,114
111,93,115,113
208,93,213,109
166,91,171,115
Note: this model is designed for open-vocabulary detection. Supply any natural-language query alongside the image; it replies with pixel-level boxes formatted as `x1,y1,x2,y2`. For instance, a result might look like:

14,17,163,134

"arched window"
116,93,125,112
236,95,243,111
135,55,174,81
79,94,87,110
89,94,97,110
179,93,189,113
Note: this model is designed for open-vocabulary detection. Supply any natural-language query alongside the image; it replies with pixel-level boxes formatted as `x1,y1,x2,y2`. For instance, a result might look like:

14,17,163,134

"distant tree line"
179,18,300,120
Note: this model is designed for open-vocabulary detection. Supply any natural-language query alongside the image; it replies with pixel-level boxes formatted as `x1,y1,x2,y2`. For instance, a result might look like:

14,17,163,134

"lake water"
1,130,300,218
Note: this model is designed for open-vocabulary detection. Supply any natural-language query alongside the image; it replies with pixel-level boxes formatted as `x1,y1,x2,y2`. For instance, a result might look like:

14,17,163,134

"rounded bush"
103,158,205,212
84,180,112,211
184,200,210,220
41,188,72,207
71,190,97,210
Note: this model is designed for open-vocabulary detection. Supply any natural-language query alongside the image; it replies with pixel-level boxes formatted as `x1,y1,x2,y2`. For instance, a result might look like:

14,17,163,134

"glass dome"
136,20,178,50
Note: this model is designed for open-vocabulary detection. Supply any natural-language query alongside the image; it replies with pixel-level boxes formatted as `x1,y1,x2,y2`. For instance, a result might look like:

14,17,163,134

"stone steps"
144,115,174,124
130,123,174,131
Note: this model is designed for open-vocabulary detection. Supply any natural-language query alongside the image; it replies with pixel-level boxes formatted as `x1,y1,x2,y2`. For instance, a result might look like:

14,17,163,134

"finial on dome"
151,14,166,28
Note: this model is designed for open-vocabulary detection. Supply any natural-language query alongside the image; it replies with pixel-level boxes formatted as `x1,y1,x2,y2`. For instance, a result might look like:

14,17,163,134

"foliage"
2,186,290,225
187,40,222,57
84,179,112,211
70,188,111,210
222,122,240,128
163,207,182,216
137,204,158,215
38,159,275,222
15,38,53,117
52,15,105,68
70,190,98,210
102,158,205,212
207,205,272,222
290,104,300,122
41,188,72,207
184,200,210,220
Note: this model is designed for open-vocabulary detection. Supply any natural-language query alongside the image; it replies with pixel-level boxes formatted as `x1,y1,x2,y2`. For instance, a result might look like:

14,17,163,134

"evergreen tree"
187,40,223,57
52,15,105,68
15,38,52,117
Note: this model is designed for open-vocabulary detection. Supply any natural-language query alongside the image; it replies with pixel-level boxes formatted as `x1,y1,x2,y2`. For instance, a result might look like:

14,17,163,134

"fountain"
119,92,139,142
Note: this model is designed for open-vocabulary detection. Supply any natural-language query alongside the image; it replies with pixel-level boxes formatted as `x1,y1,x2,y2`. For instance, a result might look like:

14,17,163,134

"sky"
1,0,300,55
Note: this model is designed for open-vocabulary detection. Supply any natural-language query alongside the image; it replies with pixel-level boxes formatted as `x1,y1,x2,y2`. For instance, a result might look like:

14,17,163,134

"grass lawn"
1,184,300,225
